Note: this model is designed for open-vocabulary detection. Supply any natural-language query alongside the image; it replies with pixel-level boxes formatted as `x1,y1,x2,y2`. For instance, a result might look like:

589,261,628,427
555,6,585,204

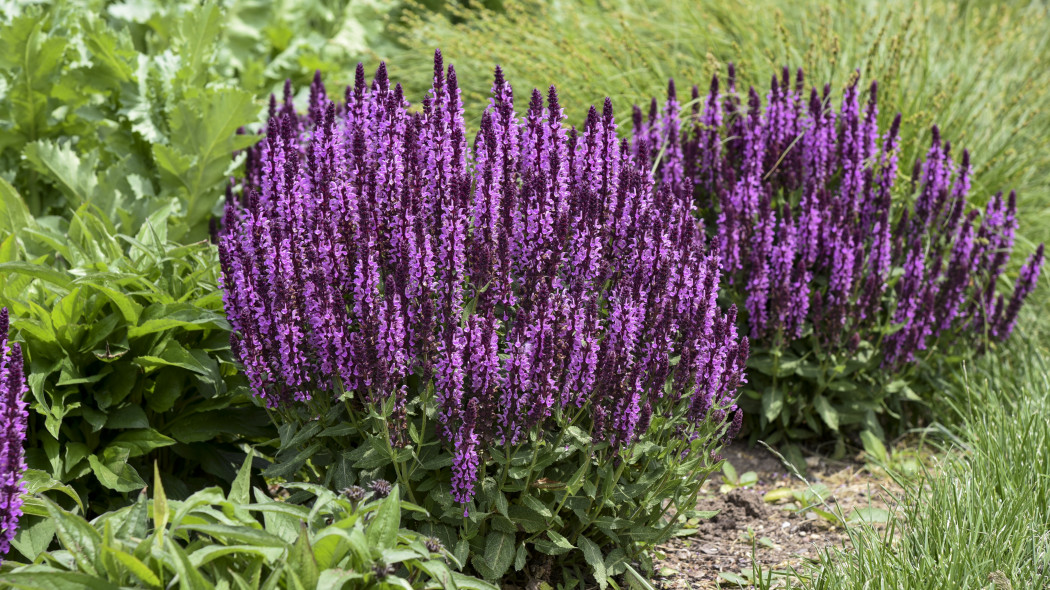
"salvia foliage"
633,66,1044,444
219,54,747,585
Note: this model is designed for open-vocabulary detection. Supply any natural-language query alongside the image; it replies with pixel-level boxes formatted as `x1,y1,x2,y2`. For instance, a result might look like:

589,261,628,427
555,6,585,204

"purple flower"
0,308,27,559
222,59,748,509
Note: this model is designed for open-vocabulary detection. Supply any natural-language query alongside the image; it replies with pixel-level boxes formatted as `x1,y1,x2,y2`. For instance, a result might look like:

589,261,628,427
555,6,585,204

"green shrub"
1,460,495,590
0,187,270,514
0,0,401,242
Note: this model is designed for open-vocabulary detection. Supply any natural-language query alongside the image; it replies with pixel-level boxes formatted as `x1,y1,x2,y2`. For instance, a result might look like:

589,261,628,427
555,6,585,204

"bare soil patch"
654,443,904,588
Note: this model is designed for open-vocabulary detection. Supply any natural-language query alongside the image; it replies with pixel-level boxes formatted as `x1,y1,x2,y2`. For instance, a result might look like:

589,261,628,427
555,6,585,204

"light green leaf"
813,395,840,431
21,468,84,512
0,177,32,234
43,496,102,576
762,388,784,422
103,546,161,587
860,430,889,464
366,485,401,549
88,448,146,493
153,462,169,546
230,449,254,505
110,429,176,458
23,140,98,207
288,523,320,589
0,571,121,590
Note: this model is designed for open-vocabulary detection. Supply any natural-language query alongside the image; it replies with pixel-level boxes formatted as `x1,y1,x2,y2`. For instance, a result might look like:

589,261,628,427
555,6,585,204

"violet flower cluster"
0,308,26,559
220,53,749,506
634,67,1044,368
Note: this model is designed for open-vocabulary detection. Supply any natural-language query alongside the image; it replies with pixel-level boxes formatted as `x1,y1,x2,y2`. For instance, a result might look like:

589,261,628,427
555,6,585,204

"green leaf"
0,261,74,290
762,388,784,422
189,544,285,568
848,507,891,524
859,430,889,464
9,518,56,561
117,488,150,539
480,530,515,580
178,524,286,547
545,530,574,550
105,404,149,429
88,448,146,492
163,536,215,590
135,340,210,375
813,395,840,431
514,542,526,571
103,546,161,587
22,140,98,207
288,523,320,589
451,572,501,590
533,538,574,556
0,176,32,234
44,497,102,575
21,468,84,512
762,487,795,503
366,485,401,549
507,504,547,533
109,429,176,458
0,572,122,590
578,536,608,590
230,449,254,505
153,462,169,546
75,279,143,324
521,494,552,518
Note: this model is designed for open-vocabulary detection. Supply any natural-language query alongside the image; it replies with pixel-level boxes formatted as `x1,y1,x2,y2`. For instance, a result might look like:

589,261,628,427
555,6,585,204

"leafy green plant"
0,186,270,514
0,1,265,241
0,0,417,242
271,400,727,588
0,460,496,590
719,461,758,494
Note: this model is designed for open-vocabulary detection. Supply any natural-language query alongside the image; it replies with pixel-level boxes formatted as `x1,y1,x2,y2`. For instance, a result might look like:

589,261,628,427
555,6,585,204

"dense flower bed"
219,54,747,583
632,67,1044,439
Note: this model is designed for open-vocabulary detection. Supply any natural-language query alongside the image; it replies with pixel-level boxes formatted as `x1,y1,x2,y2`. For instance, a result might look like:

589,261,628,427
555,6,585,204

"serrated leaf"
23,140,98,207
578,536,608,590
481,530,514,580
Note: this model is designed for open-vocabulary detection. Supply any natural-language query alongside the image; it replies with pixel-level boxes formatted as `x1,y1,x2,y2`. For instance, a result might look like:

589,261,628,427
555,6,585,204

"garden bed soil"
654,443,903,589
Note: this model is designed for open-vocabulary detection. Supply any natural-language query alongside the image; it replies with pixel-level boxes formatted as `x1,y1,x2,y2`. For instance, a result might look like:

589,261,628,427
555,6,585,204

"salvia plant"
0,308,27,563
219,53,748,585
632,66,1045,444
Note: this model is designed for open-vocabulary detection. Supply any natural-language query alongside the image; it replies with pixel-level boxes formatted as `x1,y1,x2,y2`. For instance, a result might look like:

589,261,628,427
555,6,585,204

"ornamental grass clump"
633,66,1044,443
220,53,747,585
0,308,27,561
